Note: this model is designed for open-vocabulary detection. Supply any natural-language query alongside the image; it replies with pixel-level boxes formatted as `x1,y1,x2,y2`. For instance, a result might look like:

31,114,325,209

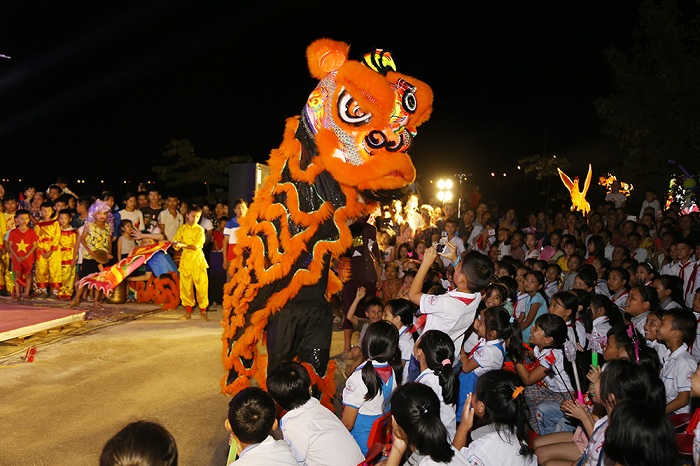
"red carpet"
0,303,85,342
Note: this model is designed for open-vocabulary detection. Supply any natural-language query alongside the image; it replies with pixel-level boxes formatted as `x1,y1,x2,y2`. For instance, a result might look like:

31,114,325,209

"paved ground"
0,299,349,466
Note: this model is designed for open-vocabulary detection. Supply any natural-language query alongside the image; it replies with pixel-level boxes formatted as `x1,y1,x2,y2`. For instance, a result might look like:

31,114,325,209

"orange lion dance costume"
221,38,433,403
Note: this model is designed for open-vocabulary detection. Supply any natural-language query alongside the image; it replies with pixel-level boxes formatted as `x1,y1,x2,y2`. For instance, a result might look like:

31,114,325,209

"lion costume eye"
403,90,417,113
396,78,417,114
338,89,372,125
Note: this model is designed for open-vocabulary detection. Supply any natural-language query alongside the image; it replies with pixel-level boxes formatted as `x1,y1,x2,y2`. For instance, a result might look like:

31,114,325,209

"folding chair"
357,411,392,466
675,407,700,458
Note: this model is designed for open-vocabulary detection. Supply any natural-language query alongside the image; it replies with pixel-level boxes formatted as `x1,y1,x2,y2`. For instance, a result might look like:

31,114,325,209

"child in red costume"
8,210,38,300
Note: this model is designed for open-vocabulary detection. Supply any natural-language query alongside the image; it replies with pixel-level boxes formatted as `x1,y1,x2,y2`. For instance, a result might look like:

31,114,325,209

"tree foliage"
517,154,571,211
517,154,570,180
153,139,252,197
594,0,700,189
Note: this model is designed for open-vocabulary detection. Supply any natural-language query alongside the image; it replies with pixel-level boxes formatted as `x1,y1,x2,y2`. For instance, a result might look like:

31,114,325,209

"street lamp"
453,173,470,218
436,178,454,203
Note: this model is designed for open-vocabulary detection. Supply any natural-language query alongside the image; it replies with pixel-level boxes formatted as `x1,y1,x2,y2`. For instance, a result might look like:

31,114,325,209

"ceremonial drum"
105,280,127,304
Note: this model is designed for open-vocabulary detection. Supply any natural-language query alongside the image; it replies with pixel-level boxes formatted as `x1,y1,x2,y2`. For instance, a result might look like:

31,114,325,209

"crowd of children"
0,181,240,317
17,181,700,465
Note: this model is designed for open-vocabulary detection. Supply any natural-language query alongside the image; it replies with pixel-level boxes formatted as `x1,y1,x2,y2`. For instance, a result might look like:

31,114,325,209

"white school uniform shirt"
409,447,469,466
660,297,682,311
639,198,661,218
279,397,365,466
415,369,457,441
595,279,610,297
692,311,700,364
439,235,466,269
419,290,481,354
676,260,700,308
648,340,671,366
524,248,539,260
462,331,480,355
630,311,649,338
661,342,696,414
342,360,395,416
659,260,680,276
544,280,559,300
229,435,298,466
460,424,537,466
515,291,528,319
534,347,572,393
471,338,506,376
591,316,611,347
398,325,413,383
604,243,614,261
578,415,608,466
630,247,648,262
497,242,511,260
574,320,587,348
610,289,629,313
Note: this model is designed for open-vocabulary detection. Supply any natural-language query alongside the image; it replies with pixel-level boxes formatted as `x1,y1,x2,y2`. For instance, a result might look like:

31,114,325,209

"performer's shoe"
200,309,209,321
180,306,193,320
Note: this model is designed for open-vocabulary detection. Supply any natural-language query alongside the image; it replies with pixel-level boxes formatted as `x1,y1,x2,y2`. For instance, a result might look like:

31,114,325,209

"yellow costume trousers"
179,265,209,309
174,223,208,309
58,229,78,299
35,252,62,290
0,250,12,293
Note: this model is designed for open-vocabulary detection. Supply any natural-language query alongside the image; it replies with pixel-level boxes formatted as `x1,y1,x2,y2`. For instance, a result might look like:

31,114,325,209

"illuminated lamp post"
436,178,454,206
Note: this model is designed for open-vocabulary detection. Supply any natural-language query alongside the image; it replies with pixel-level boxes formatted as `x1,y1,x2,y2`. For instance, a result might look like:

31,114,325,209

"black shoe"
0,289,7,297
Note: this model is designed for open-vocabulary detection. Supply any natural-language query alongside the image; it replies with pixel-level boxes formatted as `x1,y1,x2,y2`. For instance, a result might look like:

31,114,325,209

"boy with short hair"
670,239,698,307
225,387,297,466
266,361,365,466
34,201,61,298
8,210,38,300
173,204,209,320
409,245,493,361
439,217,466,269
657,308,698,414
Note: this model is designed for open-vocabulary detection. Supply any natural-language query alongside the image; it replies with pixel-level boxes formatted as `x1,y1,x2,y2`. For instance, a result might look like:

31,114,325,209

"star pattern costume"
8,227,38,279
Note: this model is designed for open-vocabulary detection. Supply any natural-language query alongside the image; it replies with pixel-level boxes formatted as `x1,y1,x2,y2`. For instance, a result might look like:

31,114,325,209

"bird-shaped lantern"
558,164,592,216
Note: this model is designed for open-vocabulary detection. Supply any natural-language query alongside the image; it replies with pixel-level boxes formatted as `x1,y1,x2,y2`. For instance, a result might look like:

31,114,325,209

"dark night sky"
0,1,640,204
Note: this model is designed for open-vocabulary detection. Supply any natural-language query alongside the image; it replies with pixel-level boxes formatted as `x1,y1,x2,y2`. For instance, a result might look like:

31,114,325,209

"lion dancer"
222,38,433,405
35,202,62,298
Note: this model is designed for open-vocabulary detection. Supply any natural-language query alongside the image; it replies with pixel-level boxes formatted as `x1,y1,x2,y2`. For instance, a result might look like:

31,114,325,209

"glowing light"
598,174,633,196
558,164,592,216
437,178,453,204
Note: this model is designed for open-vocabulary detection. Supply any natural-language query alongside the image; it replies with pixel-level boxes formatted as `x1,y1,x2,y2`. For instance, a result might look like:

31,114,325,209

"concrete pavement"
0,303,348,466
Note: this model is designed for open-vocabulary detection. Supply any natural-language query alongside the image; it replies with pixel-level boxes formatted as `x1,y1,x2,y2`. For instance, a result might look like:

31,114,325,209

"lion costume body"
221,38,433,403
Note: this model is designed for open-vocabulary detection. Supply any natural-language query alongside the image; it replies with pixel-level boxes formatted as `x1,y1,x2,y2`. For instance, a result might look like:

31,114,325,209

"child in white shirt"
267,362,364,466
